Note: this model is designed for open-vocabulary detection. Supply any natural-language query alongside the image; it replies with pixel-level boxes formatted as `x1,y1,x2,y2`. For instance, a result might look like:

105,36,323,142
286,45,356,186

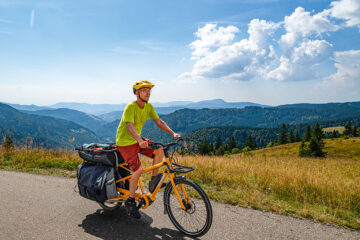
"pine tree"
209,142,214,153
344,121,353,136
308,136,326,157
228,137,236,150
199,140,210,155
278,124,288,144
298,140,309,157
245,135,257,150
215,137,222,150
312,123,324,142
331,130,338,138
304,125,312,141
353,126,358,137
295,132,301,142
289,130,295,143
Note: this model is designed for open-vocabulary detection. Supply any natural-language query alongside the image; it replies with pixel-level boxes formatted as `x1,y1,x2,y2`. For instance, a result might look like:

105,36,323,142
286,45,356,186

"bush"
231,148,241,154
266,141,277,148
215,146,225,156
242,146,252,152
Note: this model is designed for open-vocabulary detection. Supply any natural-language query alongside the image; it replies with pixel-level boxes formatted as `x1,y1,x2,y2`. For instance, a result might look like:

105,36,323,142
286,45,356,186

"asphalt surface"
0,170,359,240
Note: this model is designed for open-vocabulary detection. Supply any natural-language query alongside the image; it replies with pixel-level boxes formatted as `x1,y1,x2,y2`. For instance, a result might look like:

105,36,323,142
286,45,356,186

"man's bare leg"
129,165,143,198
152,148,164,176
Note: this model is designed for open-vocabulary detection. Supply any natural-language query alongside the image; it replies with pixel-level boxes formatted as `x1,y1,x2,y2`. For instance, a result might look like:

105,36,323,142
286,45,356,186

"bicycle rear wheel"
98,200,122,211
163,178,213,237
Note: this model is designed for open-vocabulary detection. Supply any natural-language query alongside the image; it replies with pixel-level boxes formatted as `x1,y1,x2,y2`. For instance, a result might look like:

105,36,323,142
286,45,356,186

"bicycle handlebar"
148,137,183,150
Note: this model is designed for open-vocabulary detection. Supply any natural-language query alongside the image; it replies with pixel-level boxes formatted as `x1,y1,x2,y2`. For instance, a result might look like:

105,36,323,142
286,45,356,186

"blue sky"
0,0,359,106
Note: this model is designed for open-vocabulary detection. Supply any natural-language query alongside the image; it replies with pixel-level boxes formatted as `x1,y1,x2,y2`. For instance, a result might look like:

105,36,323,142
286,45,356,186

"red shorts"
116,137,155,172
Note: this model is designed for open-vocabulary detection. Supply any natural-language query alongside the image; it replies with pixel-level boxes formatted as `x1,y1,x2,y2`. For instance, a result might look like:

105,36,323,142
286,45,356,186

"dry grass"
323,126,345,134
0,147,80,177
252,137,360,160
167,154,360,229
1,138,360,229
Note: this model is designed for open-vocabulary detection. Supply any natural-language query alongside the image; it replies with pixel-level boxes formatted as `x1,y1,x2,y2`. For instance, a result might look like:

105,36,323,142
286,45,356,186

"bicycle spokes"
164,179,212,237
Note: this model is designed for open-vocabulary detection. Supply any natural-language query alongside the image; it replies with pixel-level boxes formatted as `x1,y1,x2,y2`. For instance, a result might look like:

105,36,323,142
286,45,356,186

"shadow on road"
79,206,195,240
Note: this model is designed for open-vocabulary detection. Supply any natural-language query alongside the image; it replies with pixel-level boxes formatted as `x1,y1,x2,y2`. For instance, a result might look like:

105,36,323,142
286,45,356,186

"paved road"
0,170,359,240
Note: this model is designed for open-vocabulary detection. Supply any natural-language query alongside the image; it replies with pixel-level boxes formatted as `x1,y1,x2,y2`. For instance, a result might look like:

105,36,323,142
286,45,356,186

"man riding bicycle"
116,80,181,219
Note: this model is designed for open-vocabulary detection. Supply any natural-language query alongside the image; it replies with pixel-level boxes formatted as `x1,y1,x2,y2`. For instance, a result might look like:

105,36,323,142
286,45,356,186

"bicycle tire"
163,178,213,237
98,200,122,212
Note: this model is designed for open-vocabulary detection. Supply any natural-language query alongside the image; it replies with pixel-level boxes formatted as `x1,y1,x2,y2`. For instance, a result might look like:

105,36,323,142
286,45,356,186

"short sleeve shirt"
116,101,159,146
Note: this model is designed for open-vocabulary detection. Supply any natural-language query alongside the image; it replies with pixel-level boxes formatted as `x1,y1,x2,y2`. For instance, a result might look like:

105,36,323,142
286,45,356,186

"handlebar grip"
148,143,160,149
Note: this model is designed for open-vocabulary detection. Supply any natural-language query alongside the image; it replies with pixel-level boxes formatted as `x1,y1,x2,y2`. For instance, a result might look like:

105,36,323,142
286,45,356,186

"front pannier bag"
76,163,118,203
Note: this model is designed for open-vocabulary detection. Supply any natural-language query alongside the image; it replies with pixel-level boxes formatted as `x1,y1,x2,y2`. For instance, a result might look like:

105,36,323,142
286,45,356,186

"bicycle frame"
109,153,191,210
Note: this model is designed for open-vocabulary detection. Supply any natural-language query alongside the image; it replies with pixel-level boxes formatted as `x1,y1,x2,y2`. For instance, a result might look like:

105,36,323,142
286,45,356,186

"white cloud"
181,20,279,81
173,72,197,84
330,0,360,29
321,50,360,87
179,0,359,85
30,9,35,28
280,7,338,48
267,40,333,81
190,24,239,60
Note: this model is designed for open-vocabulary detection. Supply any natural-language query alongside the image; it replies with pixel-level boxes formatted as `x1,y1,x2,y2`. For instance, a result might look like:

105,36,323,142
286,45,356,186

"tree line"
179,120,359,157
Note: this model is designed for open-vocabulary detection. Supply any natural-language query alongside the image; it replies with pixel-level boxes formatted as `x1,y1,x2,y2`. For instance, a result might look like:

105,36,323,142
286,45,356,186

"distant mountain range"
22,108,105,131
1,100,360,150
0,103,102,149
94,101,360,143
4,99,268,116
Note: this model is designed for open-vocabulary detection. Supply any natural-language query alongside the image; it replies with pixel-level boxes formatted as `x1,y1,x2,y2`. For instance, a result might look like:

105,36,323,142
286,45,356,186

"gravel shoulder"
1,170,359,240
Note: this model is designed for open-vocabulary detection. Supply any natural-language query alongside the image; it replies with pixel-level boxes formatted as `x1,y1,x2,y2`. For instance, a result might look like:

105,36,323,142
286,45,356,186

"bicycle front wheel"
163,178,213,237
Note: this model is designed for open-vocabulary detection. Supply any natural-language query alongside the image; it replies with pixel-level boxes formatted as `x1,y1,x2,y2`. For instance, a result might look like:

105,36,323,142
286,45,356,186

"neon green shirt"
116,101,159,146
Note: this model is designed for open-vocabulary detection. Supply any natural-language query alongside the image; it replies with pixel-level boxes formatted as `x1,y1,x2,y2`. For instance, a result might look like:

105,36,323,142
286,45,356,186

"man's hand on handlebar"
173,133,181,139
139,140,149,149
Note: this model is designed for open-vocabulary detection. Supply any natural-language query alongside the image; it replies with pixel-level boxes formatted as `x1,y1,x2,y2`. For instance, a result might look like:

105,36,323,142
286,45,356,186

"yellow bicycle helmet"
133,80,155,94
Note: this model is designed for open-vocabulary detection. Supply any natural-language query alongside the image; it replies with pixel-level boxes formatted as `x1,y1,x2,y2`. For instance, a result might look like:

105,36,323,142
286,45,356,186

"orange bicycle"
98,138,213,237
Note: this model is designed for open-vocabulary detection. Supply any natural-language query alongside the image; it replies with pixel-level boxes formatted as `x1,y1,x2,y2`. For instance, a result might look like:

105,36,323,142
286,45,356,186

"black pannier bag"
75,143,130,202
77,143,125,167
76,162,118,203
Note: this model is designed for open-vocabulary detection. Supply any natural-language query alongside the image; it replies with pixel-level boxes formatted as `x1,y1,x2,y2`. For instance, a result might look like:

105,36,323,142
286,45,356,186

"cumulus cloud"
267,40,333,81
321,50,360,87
329,0,360,29
177,0,360,84
279,7,338,48
181,19,279,81
190,24,239,60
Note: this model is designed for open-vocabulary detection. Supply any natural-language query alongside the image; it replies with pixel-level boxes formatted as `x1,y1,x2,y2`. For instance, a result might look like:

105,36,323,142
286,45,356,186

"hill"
252,137,360,160
183,126,278,149
49,102,127,115
23,108,106,131
0,103,102,149
4,103,52,111
96,101,360,143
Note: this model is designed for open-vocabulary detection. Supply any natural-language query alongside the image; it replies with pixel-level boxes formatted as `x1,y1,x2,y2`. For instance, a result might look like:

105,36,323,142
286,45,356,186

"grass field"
1,137,359,229
323,126,345,134
252,137,360,160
